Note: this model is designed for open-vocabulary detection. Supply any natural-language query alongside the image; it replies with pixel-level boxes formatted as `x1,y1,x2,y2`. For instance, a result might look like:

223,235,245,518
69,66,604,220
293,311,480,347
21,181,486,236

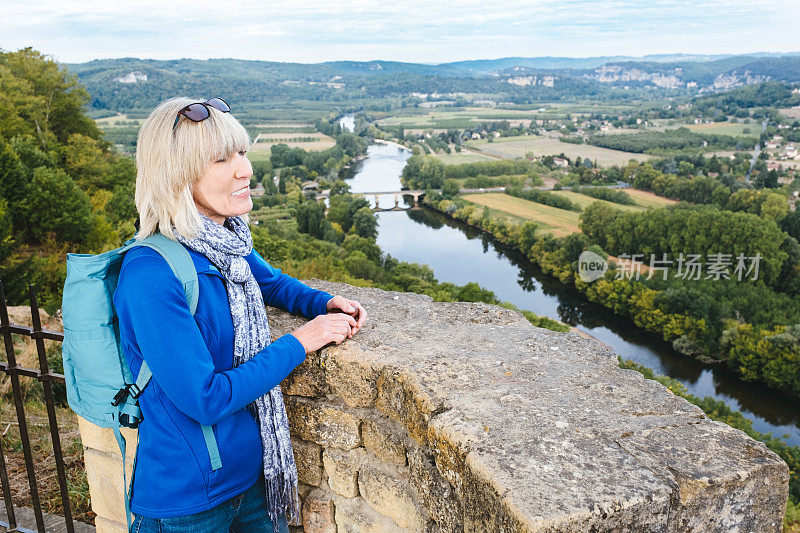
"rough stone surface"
323,447,367,497
323,344,379,407
292,437,323,487
301,488,337,533
362,415,408,466
285,395,362,449
77,415,138,461
357,459,427,530
334,496,408,533
83,448,135,528
266,280,789,532
282,349,328,398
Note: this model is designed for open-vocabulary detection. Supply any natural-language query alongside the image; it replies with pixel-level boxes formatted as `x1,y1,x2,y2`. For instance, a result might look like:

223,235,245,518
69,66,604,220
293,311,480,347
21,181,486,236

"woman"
113,97,367,532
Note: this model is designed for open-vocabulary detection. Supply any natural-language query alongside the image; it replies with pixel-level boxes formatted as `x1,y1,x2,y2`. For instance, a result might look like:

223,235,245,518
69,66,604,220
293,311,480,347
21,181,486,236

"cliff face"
272,281,789,532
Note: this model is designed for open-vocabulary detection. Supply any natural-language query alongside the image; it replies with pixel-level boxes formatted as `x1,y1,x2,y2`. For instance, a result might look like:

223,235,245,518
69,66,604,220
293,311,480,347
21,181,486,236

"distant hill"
62,53,800,112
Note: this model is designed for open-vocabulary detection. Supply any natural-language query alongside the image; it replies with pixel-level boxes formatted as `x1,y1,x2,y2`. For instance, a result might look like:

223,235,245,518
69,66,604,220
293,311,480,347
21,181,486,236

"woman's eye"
215,158,226,163
238,150,247,156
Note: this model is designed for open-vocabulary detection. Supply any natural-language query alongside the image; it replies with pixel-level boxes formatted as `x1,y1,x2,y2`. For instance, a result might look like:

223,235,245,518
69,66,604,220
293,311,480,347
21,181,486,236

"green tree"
351,206,378,239
441,179,460,198
20,167,92,243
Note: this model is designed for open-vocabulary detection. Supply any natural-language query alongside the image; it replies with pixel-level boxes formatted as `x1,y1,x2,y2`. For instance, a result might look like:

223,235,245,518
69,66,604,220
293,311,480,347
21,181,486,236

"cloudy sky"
4,0,800,64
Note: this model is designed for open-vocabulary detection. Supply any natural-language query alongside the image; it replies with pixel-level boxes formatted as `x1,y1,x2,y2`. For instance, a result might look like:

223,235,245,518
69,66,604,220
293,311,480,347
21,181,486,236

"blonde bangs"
134,97,252,241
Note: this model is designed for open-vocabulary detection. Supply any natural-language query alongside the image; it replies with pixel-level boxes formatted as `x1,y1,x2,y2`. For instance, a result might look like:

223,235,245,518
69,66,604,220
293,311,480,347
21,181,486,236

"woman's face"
193,149,253,224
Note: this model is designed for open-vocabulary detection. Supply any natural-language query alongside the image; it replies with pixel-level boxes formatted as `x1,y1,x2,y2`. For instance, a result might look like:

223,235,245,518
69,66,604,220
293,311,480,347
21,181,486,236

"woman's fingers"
328,312,357,328
327,315,353,338
353,301,367,328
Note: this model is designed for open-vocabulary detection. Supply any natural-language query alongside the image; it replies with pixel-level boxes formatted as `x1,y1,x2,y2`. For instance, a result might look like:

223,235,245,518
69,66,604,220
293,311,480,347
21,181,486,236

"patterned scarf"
175,214,299,531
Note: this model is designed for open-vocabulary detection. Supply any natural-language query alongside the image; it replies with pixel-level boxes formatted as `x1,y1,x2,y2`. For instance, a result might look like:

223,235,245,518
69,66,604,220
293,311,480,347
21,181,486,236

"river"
337,135,800,446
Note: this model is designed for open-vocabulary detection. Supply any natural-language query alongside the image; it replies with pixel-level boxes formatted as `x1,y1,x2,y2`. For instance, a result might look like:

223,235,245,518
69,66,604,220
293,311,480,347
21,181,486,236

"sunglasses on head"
172,97,231,130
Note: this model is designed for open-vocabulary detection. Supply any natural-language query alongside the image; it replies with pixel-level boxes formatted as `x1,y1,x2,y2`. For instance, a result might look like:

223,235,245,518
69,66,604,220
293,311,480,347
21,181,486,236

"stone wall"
80,280,790,532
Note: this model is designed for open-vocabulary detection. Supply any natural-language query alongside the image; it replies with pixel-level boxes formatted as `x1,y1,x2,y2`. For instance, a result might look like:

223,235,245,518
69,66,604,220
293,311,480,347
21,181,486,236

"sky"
3,0,800,64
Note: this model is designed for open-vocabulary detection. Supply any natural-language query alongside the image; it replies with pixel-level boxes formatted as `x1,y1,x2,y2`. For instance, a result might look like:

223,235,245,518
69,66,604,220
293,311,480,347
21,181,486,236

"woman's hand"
325,295,367,335
291,312,358,353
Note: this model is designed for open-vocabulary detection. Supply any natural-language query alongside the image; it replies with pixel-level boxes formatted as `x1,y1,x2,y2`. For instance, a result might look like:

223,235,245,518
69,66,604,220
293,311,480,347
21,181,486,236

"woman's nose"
235,154,252,180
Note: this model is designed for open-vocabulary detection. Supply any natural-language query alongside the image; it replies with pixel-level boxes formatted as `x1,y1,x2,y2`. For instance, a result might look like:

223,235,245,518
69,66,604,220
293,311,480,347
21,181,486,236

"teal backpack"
62,233,221,530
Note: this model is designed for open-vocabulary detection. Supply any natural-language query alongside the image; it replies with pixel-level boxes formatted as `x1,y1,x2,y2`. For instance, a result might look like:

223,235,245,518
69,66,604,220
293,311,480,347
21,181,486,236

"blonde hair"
134,97,251,240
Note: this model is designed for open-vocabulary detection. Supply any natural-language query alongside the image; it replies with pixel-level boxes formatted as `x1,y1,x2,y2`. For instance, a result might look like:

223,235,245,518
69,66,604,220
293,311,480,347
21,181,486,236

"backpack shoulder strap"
122,233,199,315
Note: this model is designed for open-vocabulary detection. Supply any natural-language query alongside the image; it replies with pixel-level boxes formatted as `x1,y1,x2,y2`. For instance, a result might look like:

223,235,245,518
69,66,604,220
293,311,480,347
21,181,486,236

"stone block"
362,416,407,466
375,368,442,447
282,349,328,398
324,344,379,407
322,447,367,497
407,447,462,530
84,448,135,524
94,515,126,533
292,437,323,487
302,488,336,533
357,460,427,530
333,497,408,533
77,414,138,461
617,421,790,532
286,396,362,449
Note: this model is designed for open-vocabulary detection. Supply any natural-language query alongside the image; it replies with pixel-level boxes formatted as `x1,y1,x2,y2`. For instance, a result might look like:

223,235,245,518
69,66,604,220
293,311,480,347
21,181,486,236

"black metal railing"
0,280,75,533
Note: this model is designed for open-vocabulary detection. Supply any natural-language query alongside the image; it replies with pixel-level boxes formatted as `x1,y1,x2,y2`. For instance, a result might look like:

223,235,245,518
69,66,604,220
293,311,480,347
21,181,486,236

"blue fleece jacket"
113,243,332,517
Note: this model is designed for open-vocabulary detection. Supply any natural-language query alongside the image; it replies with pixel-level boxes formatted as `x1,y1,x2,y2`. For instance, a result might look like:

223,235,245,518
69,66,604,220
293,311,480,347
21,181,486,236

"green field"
460,188,675,237
248,128,336,163
461,193,581,237
433,151,496,164
551,190,643,212
684,122,762,137
623,188,679,208
466,136,654,166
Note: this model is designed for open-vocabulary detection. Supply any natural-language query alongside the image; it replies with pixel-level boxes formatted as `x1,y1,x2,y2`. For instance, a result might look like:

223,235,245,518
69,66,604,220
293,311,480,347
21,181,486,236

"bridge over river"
315,187,507,211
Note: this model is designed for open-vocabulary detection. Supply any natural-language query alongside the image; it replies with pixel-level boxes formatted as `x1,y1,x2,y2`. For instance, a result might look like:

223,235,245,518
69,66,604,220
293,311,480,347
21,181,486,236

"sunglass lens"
183,103,210,122
206,98,230,113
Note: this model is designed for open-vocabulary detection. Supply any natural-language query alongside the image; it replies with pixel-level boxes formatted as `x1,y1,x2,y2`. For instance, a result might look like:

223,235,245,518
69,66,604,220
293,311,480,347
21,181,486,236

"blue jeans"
130,480,290,533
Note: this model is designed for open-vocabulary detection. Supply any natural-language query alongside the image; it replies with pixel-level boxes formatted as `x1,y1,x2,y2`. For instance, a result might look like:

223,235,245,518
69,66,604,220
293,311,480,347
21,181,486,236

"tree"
0,199,14,263
0,138,27,228
20,167,92,243
400,155,445,190
0,47,103,147
441,179,460,198
329,180,351,196
351,206,378,239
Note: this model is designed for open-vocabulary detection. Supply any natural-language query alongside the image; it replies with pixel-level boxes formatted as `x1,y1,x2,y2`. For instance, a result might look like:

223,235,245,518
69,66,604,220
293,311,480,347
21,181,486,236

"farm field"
684,122,761,138
623,188,679,208
466,136,654,166
550,190,643,212
254,132,332,143
433,151,496,164
461,192,581,237
95,113,142,126
248,129,336,162
779,106,800,120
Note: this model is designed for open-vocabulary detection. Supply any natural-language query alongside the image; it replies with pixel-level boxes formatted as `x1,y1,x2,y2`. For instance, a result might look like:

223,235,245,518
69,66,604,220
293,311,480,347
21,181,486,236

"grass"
466,136,654,166
432,151,496,164
461,192,580,236
684,122,763,138
779,107,800,120
551,190,643,212
0,399,93,526
623,188,679,209
0,306,93,525
247,132,337,163
254,132,332,143
94,113,142,126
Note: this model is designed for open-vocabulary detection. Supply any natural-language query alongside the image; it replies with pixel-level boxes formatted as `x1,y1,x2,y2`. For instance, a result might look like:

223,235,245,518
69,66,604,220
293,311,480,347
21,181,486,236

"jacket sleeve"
246,248,333,319
114,252,307,426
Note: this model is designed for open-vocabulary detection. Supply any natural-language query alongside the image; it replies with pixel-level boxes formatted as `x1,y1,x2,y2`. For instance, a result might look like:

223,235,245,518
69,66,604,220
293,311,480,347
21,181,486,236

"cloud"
3,0,799,63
